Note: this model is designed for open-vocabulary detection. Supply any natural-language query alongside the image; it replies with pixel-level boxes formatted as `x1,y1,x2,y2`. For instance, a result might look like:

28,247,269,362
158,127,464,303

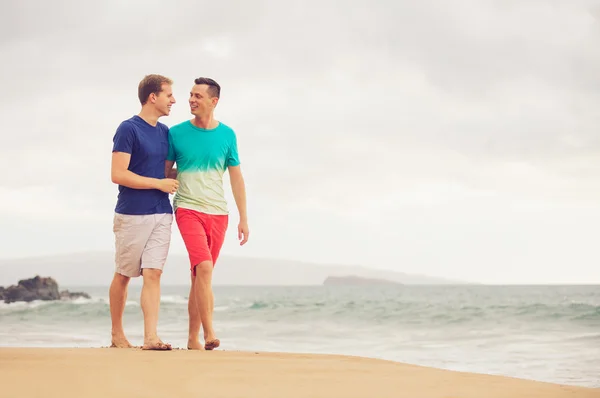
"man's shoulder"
217,122,236,139
114,116,139,136
168,120,192,135
117,116,135,127
119,115,162,133
218,121,234,133
156,121,170,136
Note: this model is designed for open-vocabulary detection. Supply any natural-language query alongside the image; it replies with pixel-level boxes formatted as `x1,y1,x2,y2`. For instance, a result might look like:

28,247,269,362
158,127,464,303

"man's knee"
194,261,213,280
112,272,131,287
142,268,162,284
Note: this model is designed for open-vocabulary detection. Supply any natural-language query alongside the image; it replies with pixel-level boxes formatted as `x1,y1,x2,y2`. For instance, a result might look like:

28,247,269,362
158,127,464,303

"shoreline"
1,348,598,398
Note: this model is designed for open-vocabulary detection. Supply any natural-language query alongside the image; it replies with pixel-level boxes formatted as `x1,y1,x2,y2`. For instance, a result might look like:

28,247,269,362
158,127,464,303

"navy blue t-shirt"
112,115,173,215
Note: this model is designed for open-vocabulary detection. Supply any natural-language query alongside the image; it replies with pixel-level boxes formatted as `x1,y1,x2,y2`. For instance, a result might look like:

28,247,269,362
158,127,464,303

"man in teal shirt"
166,77,249,350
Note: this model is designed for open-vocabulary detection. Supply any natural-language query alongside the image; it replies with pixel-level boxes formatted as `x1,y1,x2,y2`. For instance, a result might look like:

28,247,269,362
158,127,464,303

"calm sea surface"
1,284,598,387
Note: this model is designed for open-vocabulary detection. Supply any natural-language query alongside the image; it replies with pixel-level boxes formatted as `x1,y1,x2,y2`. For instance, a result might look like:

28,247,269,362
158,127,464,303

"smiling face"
137,74,175,117
153,83,176,116
189,84,219,117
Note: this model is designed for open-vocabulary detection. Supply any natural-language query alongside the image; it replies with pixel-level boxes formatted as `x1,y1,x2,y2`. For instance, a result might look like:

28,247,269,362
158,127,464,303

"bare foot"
204,338,220,350
142,339,172,351
111,334,133,348
187,339,204,350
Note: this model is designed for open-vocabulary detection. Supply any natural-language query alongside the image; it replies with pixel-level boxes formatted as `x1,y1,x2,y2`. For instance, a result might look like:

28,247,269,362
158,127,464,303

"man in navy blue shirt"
109,74,178,350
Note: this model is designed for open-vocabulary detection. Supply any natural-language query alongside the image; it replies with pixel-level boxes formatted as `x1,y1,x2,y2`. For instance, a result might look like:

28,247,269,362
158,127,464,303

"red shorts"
175,208,228,274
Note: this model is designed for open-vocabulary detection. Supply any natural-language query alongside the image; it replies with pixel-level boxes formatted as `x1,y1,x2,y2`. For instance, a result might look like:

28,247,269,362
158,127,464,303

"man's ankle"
144,333,159,342
112,329,125,337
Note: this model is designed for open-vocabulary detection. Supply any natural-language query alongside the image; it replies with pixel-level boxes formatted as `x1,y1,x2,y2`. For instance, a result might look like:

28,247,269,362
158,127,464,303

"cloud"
1,0,599,283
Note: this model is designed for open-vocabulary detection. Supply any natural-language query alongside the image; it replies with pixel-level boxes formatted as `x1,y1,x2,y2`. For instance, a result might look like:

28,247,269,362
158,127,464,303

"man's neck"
138,108,160,127
192,114,218,129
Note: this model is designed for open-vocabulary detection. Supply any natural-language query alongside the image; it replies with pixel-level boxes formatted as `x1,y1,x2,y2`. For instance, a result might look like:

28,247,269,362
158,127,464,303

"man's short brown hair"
194,77,221,98
138,74,173,105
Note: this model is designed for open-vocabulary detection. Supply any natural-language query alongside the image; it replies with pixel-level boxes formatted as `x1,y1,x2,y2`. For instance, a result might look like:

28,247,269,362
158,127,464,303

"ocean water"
1,284,598,388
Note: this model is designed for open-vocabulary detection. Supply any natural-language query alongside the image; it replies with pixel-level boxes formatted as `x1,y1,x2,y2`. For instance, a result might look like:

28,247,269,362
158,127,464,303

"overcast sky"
1,0,599,284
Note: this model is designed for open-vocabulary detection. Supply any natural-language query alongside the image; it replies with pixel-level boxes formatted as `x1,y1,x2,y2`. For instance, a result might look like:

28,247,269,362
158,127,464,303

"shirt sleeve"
227,132,240,167
167,129,176,162
112,121,135,154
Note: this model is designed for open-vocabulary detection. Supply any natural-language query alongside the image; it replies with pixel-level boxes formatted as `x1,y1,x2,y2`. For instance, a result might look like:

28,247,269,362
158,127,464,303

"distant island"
323,275,403,286
0,275,90,304
0,251,471,286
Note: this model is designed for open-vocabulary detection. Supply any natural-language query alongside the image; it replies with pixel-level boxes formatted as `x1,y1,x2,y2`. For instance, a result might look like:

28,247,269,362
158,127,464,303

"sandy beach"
0,348,598,398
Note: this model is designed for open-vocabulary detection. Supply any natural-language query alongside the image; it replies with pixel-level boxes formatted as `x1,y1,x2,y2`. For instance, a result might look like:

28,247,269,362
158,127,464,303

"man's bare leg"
194,261,219,349
210,290,214,329
109,272,132,348
188,274,216,349
187,273,203,349
141,268,171,350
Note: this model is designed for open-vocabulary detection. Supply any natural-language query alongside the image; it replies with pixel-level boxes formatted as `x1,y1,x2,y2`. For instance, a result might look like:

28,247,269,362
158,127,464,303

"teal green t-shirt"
167,120,240,215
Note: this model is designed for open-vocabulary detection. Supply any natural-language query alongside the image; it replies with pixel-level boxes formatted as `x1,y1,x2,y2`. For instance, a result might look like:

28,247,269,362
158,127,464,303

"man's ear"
149,93,157,104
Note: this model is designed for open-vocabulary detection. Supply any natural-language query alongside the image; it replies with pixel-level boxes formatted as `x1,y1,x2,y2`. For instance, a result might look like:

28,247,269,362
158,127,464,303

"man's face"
153,83,176,116
189,84,217,116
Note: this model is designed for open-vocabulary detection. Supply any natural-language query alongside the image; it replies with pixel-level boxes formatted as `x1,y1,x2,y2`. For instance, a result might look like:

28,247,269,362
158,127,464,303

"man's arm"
228,165,249,245
111,152,178,193
165,160,177,179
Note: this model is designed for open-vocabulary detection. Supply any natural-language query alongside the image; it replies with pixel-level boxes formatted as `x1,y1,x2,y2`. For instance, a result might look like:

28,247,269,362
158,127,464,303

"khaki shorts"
113,213,173,278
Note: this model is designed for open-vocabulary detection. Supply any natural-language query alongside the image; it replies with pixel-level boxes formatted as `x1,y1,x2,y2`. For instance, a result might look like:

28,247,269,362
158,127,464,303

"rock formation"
1,276,90,304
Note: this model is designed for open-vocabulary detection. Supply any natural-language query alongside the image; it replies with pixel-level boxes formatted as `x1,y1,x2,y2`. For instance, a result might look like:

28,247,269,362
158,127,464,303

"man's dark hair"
138,74,172,105
194,77,221,98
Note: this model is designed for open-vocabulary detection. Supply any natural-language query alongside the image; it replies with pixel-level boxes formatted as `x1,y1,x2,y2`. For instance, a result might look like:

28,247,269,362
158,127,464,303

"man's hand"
156,178,179,194
238,220,249,246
